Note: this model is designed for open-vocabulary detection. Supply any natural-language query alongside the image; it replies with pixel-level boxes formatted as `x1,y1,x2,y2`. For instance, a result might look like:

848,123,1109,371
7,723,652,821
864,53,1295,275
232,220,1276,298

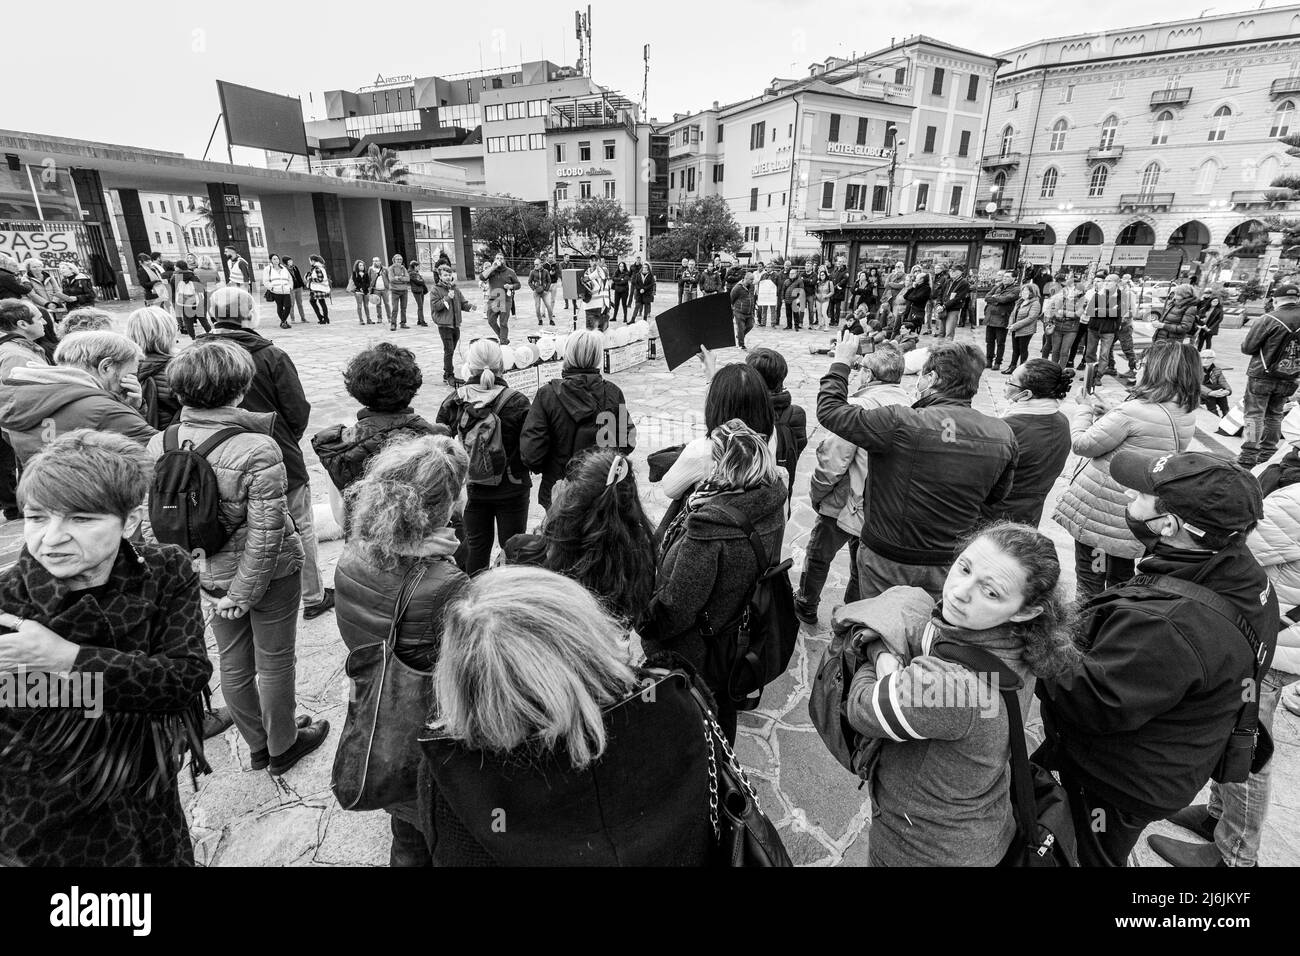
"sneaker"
248,715,313,770
303,587,335,620
202,707,234,740
267,720,331,776
280,321,290,330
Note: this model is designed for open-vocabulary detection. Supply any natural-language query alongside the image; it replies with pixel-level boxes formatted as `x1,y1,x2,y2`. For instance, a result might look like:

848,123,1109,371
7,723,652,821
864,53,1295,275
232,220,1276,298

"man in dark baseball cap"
1036,448,1279,867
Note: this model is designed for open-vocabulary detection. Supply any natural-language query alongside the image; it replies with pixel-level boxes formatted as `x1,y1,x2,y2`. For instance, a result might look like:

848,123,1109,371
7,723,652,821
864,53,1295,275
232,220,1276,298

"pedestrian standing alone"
437,339,533,575
1196,295,1224,350
631,262,656,323
263,254,294,330
982,271,1018,371
388,254,411,330
431,264,474,387
306,255,331,324
1003,282,1042,375
611,262,632,323
348,260,372,324
528,257,555,327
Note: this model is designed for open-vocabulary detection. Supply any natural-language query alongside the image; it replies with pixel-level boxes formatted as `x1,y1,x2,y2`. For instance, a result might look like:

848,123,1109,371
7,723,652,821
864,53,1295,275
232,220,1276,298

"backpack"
773,414,797,492
456,388,516,486
1258,315,1300,378
149,425,245,556
567,391,608,458
931,639,1078,867
700,504,798,710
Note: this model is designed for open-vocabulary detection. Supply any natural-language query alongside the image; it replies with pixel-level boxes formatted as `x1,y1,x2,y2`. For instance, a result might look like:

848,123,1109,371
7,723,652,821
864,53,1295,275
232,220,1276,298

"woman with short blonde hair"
126,307,180,427
418,565,713,866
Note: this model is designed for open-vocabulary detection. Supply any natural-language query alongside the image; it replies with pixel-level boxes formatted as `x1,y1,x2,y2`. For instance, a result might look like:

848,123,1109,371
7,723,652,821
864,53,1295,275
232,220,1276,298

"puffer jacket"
1044,286,1086,334
520,369,635,508
808,381,912,537
1248,475,1300,672
1052,399,1197,559
1007,285,1042,337
138,353,180,428
1153,286,1198,342
645,481,788,678
143,405,303,609
335,545,469,671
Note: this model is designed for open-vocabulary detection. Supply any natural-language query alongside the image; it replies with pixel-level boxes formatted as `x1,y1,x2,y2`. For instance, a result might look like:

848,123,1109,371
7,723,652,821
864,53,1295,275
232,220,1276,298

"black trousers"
0,433,17,512
985,326,1008,368
462,493,530,575
438,325,460,379
1057,765,1153,867
1007,334,1031,370
1073,539,1136,606
272,292,293,322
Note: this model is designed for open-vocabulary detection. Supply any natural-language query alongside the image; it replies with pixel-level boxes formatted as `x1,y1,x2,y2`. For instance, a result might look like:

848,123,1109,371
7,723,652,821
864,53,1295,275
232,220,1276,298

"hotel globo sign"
826,144,894,159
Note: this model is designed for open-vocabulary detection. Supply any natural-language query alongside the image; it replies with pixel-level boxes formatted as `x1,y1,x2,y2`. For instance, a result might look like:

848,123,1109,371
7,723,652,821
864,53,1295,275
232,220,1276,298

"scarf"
0,541,210,810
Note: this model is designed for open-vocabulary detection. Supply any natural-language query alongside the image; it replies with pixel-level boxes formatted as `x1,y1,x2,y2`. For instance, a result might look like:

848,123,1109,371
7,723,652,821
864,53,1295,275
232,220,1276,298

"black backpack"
1257,314,1300,379
701,504,798,710
149,425,245,557
773,416,797,492
932,639,1078,866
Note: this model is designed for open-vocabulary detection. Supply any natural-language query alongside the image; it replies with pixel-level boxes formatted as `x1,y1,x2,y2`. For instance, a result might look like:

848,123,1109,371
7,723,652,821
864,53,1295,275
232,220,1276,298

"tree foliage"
552,198,633,257
472,198,552,259
332,145,409,184
674,196,742,259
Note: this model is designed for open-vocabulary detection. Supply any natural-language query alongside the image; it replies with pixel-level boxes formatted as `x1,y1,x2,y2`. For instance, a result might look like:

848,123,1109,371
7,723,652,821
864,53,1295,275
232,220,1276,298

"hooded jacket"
770,388,808,494
1007,284,1042,337
1241,302,1300,382
817,364,1018,566
1052,399,1197,559
847,607,1035,867
809,380,912,537
1038,541,1278,819
0,365,156,464
1153,285,1199,341
312,407,444,492
0,332,50,382
645,481,788,677
142,406,303,609
137,353,180,428
415,668,711,866
520,369,635,508
436,382,533,503
982,282,1019,328
429,280,472,328
196,324,311,490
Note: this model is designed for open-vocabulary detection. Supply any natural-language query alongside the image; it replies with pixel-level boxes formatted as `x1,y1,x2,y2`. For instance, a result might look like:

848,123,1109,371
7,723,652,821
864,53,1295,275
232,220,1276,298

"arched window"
1152,110,1173,145
1088,164,1108,198
1194,160,1219,195
1000,125,1014,157
1271,100,1295,138
1040,167,1059,199
1209,105,1231,142
1049,118,1068,151
993,171,1008,192
1099,115,1119,150
1140,162,1161,195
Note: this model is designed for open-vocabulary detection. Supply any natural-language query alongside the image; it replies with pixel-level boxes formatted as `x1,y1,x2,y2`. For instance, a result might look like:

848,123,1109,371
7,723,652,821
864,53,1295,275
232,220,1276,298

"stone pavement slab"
13,287,1296,867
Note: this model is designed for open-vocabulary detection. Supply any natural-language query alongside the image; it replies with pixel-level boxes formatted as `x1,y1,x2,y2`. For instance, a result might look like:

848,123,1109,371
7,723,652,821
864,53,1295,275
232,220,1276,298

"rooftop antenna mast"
586,5,592,77
574,10,585,75
642,44,649,116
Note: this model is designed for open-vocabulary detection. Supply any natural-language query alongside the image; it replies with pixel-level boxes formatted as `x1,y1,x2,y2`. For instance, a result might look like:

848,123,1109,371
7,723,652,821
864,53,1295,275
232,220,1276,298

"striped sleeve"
846,656,980,743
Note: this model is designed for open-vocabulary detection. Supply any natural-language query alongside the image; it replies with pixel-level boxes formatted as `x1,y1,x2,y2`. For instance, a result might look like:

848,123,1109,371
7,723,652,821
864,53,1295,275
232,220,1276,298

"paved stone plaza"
12,286,1298,867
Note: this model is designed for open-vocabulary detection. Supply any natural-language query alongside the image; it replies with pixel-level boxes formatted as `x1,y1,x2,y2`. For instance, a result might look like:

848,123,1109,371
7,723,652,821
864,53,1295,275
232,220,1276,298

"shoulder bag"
331,563,431,811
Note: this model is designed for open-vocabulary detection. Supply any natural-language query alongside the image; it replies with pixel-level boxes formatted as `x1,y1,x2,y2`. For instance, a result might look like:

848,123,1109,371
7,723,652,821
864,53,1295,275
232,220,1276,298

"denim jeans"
291,288,306,322
353,292,371,322
210,570,302,757
413,292,426,323
1206,671,1287,866
631,300,652,322
856,541,947,603
390,289,409,327
1239,376,1299,467
1083,327,1116,366
488,307,511,344
1073,539,1136,606
1104,324,1138,373
285,483,324,607
463,493,530,575
1044,330,1077,365
798,514,860,610
371,291,391,321
438,326,460,379
533,291,553,322
985,326,1007,368
733,313,754,348
942,309,960,339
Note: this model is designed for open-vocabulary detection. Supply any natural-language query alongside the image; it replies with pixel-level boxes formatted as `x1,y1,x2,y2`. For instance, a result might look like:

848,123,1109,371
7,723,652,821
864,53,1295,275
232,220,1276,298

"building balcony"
981,152,1021,171
668,140,700,159
1149,88,1192,109
1118,191,1175,212
1231,188,1299,210
975,196,1015,218
1086,145,1125,164
1271,76,1300,100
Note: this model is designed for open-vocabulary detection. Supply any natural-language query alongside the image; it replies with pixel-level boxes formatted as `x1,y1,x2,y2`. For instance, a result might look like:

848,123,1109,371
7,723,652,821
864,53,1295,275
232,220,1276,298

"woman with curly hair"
503,447,656,630
843,521,1080,866
335,433,471,866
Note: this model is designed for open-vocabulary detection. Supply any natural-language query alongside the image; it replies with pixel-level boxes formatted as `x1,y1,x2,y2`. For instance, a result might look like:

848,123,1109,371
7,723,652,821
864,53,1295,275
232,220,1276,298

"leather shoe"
268,719,331,776
303,587,335,620
1166,803,1217,842
794,602,818,627
202,706,234,740
248,715,314,770
1147,834,1227,867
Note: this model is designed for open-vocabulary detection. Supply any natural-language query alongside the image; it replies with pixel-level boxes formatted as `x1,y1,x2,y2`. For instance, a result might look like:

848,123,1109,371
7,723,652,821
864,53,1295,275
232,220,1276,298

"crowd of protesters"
0,238,1297,872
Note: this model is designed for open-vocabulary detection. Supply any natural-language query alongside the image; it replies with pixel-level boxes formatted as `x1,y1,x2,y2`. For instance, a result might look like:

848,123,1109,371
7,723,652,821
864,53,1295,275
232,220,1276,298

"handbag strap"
387,563,428,651
931,639,1037,852
1157,403,1186,453
682,677,758,838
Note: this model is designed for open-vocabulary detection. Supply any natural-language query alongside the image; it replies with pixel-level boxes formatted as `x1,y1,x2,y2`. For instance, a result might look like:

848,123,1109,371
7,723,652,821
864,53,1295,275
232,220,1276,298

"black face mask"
1126,512,1170,552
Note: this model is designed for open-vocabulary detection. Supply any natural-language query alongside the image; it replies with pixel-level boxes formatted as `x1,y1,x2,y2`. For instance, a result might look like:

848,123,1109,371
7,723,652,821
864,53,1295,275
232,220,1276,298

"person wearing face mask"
818,337,1018,602
1036,449,1278,867
986,360,1074,527
842,523,1080,866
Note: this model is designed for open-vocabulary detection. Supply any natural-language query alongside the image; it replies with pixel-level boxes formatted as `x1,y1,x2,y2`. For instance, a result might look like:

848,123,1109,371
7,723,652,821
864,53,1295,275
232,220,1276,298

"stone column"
206,183,252,284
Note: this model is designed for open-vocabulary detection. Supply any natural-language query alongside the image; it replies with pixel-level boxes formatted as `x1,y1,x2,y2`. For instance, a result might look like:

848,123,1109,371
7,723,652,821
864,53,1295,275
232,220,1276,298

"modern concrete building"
658,37,1001,260
979,5,1300,279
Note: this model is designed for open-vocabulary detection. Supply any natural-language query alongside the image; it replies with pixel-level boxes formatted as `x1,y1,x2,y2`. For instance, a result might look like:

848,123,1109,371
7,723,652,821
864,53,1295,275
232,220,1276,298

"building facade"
981,5,1300,279
658,37,999,260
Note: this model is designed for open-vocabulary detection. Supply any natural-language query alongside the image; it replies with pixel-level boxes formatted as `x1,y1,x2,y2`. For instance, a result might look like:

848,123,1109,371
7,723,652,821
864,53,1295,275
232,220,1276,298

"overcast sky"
7,0,1276,160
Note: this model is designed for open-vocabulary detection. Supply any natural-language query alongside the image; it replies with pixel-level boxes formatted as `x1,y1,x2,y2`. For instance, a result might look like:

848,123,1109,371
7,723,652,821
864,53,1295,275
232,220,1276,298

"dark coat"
138,353,180,428
817,366,1018,566
519,369,636,508
982,282,1019,328
0,541,212,866
1038,541,1278,819
771,389,808,495
312,408,444,493
196,325,312,490
632,270,657,305
646,481,788,677
437,385,533,503
416,668,711,866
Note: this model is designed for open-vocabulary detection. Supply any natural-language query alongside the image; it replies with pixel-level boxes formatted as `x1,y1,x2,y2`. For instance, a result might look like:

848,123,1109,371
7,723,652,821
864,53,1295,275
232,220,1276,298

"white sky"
5,0,1275,160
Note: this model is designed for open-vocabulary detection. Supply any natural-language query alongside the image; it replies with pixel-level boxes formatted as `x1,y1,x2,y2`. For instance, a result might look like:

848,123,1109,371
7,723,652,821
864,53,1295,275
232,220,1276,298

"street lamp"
886,138,906,216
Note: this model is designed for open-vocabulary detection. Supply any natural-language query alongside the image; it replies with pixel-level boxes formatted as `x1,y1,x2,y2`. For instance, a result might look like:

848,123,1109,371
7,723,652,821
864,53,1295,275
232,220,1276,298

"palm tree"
357,144,409,184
